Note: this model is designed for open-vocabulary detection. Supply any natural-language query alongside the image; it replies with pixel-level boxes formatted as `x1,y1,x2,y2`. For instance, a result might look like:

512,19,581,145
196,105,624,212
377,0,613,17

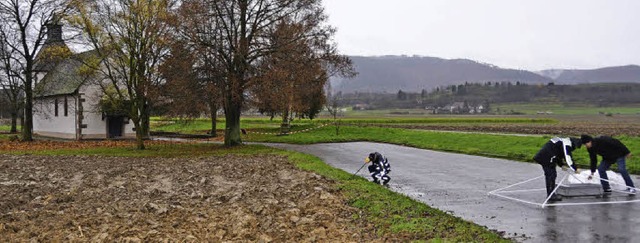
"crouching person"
533,137,582,202
366,152,391,186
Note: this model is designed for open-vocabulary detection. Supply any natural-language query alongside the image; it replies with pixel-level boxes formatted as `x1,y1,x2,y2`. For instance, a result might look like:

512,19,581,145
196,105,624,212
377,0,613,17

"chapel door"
107,116,124,138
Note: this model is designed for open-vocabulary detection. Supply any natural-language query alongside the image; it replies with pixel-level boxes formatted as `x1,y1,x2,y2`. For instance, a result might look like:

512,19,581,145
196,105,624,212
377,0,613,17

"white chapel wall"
33,95,78,139
79,83,135,139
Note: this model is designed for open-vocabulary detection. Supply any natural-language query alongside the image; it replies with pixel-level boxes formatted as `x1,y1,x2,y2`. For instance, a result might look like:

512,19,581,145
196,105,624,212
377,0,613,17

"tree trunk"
10,112,18,133
141,111,150,138
223,72,244,146
209,99,217,137
224,101,242,146
133,118,145,150
22,74,33,141
280,108,290,134
20,112,24,133
334,114,339,136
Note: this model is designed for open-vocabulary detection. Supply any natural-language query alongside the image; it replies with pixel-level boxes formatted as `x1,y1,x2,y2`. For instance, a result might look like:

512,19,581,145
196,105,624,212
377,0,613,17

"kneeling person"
366,152,391,185
533,137,582,202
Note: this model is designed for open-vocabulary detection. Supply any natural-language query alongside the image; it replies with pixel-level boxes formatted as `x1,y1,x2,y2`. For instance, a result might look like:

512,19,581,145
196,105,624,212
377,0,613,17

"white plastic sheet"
567,170,627,191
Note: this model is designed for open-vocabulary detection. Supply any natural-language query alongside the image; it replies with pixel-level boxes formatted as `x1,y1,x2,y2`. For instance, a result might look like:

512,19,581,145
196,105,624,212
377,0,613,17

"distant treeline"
337,82,640,110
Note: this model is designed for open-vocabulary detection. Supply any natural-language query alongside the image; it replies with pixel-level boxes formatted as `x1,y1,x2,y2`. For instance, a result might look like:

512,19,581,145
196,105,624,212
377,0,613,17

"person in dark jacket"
581,135,635,194
366,152,391,185
533,137,582,202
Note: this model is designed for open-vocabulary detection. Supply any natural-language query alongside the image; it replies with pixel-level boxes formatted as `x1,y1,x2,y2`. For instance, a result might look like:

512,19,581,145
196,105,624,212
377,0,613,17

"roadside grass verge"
5,143,508,242
280,150,508,242
245,125,640,174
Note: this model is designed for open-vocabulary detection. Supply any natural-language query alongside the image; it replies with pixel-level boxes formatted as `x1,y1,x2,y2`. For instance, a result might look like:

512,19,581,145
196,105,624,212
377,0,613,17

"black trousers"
368,164,390,185
539,162,557,196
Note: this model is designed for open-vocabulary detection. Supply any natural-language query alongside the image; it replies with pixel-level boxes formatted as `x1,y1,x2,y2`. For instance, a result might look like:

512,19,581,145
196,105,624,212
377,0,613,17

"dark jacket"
588,136,631,172
533,137,577,170
367,152,391,174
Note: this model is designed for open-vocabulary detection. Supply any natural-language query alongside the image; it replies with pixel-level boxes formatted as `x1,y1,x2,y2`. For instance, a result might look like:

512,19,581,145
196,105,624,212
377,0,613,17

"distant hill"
331,55,553,93
537,65,640,84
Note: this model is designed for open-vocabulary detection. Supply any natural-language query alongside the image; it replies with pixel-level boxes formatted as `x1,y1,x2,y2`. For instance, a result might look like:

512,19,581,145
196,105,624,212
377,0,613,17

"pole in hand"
352,163,367,177
352,157,371,178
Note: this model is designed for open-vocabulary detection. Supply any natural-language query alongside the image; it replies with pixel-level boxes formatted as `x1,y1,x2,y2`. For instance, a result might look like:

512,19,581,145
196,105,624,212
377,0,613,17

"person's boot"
545,182,556,200
547,183,562,202
548,194,562,202
627,188,636,196
545,179,554,196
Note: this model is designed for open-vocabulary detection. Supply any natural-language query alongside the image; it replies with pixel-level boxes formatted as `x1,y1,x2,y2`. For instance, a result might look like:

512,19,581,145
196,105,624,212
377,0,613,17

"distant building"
352,104,370,110
469,105,485,114
435,102,486,114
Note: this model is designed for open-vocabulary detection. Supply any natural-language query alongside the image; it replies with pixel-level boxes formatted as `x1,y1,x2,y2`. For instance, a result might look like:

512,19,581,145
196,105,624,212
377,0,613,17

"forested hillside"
330,55,552,93
330,56,640,94
538,65,640,84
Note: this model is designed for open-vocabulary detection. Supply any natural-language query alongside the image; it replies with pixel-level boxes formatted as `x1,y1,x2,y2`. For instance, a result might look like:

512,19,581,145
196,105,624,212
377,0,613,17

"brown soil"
0,154,378,242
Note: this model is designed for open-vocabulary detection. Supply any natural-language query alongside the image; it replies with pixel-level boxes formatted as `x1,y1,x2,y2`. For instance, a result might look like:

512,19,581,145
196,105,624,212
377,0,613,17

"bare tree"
168,3,226,136
178,0,344,146
69,0,176,149
159,41,207,119
0,29,23,133
159,39,223,136
250,21,329,132
0,0,70,141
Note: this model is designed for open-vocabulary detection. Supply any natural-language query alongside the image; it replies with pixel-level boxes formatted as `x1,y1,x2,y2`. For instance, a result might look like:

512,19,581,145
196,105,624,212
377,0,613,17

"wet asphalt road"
266,142,640,242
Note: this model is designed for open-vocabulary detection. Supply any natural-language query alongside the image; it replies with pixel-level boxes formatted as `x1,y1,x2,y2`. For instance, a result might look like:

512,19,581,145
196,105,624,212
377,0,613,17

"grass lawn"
151,117,556,135
151,118,287,134
495,103,640,115
3,143,507,242
0,125,19,132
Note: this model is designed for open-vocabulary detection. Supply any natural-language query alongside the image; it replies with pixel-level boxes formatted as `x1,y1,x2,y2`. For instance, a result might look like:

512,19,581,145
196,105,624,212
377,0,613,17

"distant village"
352,102,488,114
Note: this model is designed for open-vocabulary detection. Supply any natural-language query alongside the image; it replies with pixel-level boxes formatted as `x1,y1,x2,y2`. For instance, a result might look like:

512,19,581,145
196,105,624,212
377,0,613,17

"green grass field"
151,116,556,135
0,125,18,132
6,143,506,242
151,118,288,134
495,103,640,115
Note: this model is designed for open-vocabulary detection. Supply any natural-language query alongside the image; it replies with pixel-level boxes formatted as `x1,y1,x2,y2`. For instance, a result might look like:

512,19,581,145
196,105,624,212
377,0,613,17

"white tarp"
567,170,628,191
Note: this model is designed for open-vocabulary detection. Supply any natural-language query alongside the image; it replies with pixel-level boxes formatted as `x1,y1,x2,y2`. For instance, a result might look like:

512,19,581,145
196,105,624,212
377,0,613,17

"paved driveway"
266,142,640,242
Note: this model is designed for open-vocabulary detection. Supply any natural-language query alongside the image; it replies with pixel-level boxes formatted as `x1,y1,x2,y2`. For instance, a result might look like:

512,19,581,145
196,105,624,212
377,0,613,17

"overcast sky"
322,0,640,70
